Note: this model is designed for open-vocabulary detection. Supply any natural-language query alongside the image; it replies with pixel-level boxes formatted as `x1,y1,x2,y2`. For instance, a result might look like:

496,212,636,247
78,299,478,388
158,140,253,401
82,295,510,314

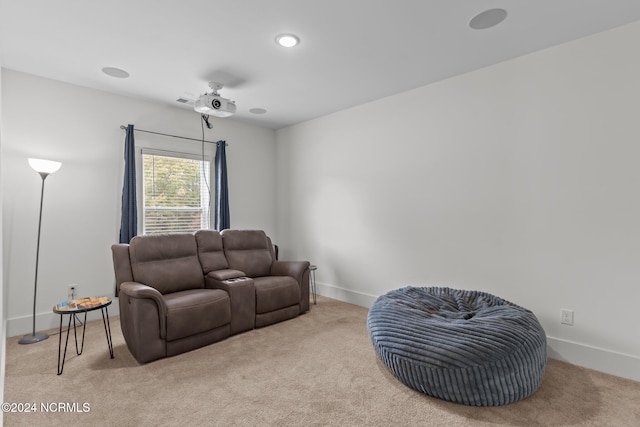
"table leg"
101,306,114,359
74,312,88,355
310,268,317,305
57,314,73,375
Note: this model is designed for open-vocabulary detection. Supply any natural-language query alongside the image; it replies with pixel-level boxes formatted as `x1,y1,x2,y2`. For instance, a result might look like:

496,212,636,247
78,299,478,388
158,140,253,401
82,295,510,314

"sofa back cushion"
129,233,204,294
194,230,229,273
221,230,273,278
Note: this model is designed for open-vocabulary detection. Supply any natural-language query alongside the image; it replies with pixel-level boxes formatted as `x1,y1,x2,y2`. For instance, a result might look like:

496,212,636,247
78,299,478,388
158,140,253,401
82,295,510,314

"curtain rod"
119,125,225,145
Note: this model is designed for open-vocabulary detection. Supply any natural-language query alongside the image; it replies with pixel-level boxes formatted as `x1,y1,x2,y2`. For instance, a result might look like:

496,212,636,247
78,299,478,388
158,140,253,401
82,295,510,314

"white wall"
276,21,640,380
1,70,277,336
0,62,5,425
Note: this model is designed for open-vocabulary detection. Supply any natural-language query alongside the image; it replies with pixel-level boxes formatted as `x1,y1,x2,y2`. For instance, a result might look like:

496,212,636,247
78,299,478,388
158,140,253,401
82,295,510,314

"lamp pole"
22,173,49,343
19,158,61,345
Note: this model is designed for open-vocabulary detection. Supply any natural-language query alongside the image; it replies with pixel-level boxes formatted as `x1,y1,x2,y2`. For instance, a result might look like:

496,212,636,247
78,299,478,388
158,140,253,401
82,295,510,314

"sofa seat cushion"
164,289,230,341
254,276,300,314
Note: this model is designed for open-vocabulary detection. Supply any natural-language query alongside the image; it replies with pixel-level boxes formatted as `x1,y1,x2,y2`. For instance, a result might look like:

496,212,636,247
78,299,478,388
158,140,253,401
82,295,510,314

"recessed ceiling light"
275,34,300,48
101,66,130,78
469,8,507,30
249,108,267,114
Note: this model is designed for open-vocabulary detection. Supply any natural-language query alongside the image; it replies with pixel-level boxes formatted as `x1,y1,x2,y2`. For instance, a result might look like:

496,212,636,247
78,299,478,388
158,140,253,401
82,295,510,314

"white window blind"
142,149,211,235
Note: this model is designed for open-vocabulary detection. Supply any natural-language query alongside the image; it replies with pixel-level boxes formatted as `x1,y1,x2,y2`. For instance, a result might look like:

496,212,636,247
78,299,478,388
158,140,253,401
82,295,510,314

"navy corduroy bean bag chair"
367,286,547,406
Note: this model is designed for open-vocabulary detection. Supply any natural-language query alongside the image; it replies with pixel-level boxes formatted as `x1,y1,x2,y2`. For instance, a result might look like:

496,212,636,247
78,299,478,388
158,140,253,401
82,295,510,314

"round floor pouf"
367,286,547,406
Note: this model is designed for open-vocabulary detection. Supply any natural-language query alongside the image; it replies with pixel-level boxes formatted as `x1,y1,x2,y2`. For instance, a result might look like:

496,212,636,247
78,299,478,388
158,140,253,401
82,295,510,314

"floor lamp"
19,158,62,345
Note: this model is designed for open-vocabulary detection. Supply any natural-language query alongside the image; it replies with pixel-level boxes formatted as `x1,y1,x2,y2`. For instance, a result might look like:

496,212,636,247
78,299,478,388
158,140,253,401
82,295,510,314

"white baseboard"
7,303,120,338
315,282,378,308
316,282,640,382
546,336,640,382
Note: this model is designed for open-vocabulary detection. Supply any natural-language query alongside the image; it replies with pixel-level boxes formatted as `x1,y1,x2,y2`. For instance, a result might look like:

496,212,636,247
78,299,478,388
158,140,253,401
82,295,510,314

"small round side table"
53,297,114,375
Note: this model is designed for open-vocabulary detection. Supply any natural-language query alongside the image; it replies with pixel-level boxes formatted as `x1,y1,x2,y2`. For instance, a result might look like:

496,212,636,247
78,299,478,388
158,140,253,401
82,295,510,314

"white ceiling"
3,0,640,130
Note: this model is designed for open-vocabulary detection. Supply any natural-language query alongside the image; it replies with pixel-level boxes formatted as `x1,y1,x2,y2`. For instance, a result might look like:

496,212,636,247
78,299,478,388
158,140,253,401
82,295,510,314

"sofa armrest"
206,269,246,281
271,261,311,313
119,281,168,338
271,261,310,283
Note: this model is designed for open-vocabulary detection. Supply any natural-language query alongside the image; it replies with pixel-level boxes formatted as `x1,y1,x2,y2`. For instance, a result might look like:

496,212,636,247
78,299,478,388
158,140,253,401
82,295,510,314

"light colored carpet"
4,296,640,426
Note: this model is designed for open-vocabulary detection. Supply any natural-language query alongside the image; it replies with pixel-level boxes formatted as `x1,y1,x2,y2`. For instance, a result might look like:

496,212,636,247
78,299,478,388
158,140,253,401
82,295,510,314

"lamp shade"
28,158,62,174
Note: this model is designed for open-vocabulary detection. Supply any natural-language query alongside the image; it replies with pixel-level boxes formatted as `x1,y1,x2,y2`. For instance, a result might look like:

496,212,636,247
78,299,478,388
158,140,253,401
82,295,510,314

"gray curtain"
119,124,137,243
214,140,230,230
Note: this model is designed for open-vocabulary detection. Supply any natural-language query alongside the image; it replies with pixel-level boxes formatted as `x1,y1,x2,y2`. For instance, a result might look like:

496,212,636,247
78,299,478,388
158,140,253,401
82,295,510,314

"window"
142,150,211,234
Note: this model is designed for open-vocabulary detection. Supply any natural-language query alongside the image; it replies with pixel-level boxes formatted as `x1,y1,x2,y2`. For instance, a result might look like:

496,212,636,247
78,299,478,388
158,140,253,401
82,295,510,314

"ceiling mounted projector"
194,82,237,117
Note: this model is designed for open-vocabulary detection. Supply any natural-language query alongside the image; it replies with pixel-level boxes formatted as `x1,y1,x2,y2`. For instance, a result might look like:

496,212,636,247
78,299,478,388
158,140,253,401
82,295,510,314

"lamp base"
18,332,49,345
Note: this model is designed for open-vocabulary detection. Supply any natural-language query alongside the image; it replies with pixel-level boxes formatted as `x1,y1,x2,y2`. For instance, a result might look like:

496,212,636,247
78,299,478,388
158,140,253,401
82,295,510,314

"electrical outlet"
67,284,77,301
561,309,574,326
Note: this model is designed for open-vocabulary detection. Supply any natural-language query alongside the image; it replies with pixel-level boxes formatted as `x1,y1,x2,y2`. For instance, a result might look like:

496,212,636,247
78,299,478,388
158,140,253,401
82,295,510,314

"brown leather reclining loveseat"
111,229,310,363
